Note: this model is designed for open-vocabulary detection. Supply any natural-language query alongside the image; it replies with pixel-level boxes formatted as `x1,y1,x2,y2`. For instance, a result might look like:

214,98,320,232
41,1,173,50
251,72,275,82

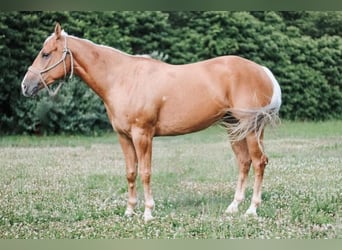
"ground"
0,121,341,239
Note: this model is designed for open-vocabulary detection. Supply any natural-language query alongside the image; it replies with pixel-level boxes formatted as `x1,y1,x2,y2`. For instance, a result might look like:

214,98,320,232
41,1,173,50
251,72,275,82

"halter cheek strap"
28,35,74,97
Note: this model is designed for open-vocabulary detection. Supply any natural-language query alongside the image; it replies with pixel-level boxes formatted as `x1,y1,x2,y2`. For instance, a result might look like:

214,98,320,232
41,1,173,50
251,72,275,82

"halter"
28,35,74,97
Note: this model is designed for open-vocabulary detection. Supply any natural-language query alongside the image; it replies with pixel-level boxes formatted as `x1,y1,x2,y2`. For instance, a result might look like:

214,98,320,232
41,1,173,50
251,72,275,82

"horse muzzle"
21,73,41,97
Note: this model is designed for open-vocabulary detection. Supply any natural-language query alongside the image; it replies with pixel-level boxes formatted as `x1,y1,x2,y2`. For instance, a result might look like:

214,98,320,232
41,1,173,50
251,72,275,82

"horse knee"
126,171,137,184
239,157,252,168
259,155,268,168
237,158,252,176
252,154,268,173
140,171,151,183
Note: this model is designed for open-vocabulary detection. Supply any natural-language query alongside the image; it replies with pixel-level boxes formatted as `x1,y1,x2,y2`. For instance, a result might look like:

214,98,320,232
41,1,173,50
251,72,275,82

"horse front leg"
118,134,138,216
131,127,155,222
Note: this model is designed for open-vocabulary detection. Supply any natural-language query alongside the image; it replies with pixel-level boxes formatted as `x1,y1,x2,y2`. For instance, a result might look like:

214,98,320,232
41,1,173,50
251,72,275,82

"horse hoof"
144,214,155,223
225,205,239,214
244,208,258,217
124,208,135,217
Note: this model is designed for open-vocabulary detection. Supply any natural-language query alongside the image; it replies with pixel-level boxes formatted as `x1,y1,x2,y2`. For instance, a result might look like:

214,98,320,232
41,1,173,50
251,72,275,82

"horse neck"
67,36,130,100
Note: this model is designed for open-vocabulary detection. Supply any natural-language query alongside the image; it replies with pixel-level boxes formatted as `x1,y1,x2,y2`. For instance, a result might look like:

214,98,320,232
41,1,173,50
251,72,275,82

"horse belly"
155,93,225,136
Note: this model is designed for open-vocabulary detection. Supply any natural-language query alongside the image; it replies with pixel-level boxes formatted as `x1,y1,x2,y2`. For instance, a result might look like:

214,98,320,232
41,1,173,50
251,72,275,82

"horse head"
21,23,73,97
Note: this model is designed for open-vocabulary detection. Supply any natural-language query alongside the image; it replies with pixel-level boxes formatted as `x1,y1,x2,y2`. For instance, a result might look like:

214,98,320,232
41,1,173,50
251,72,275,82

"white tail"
222,66,282,150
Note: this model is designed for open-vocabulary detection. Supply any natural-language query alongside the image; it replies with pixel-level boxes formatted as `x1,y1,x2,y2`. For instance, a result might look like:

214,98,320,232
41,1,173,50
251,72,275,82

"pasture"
0,121,341,239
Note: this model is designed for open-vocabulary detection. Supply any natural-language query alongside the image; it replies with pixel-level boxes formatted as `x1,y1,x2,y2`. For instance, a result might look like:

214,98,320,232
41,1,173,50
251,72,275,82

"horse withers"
21,23,281,222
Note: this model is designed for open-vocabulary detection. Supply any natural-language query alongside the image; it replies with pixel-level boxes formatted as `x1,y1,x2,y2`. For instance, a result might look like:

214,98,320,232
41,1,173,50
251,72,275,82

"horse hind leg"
226,138,252,214
245,130,268,216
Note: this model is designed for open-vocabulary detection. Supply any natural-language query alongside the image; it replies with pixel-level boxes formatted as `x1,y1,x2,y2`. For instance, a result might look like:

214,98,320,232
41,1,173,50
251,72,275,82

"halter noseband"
28,35,74,97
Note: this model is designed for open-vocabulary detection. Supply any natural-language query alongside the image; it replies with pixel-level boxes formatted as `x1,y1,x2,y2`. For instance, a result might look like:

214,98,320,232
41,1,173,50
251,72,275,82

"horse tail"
222,66,282,152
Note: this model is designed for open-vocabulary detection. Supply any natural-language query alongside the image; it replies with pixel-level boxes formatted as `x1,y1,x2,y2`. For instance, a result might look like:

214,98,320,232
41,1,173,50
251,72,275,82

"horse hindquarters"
224,71,280,215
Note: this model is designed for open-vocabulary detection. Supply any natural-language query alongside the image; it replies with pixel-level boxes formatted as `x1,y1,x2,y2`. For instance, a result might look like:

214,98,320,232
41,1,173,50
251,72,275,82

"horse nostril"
21,83,29,96
22,83,27,92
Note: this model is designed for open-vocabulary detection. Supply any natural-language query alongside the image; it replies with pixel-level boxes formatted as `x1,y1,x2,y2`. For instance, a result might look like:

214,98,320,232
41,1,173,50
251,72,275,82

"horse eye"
42,52,50,58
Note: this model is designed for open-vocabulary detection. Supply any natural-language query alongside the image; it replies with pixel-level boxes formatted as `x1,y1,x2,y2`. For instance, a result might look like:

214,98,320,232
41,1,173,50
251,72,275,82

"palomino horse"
21,23,281,222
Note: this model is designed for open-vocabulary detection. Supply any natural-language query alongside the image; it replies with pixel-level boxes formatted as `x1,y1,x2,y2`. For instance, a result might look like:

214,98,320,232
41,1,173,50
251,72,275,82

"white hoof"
225,204,239,214
144,213,154,223
245,207,258,217
124,207,135,217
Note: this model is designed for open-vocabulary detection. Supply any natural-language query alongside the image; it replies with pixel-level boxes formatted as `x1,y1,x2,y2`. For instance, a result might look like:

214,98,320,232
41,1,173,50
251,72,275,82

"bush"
34,79,110,135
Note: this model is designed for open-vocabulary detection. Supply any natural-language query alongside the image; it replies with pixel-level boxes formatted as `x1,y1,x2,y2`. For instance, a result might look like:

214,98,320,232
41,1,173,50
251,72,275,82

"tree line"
0,11,341,135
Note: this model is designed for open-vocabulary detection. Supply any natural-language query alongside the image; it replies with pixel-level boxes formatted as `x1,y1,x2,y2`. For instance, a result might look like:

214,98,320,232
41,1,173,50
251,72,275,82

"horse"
21,23,281,222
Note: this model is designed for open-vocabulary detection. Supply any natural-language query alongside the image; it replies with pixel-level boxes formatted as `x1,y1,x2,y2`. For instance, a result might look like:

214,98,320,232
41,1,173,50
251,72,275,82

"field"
0,121,341,239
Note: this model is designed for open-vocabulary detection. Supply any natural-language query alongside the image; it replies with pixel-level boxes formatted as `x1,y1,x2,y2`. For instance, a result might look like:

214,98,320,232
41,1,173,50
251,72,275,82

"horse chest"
110,104,159,136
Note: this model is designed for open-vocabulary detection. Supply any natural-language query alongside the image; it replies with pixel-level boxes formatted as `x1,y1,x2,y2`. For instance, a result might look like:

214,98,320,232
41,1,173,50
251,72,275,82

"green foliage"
1,11,341,134
34,80,109,135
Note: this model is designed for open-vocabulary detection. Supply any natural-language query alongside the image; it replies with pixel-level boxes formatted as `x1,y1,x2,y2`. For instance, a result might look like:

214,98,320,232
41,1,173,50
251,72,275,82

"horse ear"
54,22,62,39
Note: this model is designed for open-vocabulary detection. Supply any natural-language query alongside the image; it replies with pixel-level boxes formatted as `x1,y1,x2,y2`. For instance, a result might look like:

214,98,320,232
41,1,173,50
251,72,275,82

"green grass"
0,121,341,239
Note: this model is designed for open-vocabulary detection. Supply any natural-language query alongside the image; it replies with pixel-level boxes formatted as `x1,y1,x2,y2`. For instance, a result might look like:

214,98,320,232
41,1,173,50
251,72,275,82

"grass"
0,121,341,239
